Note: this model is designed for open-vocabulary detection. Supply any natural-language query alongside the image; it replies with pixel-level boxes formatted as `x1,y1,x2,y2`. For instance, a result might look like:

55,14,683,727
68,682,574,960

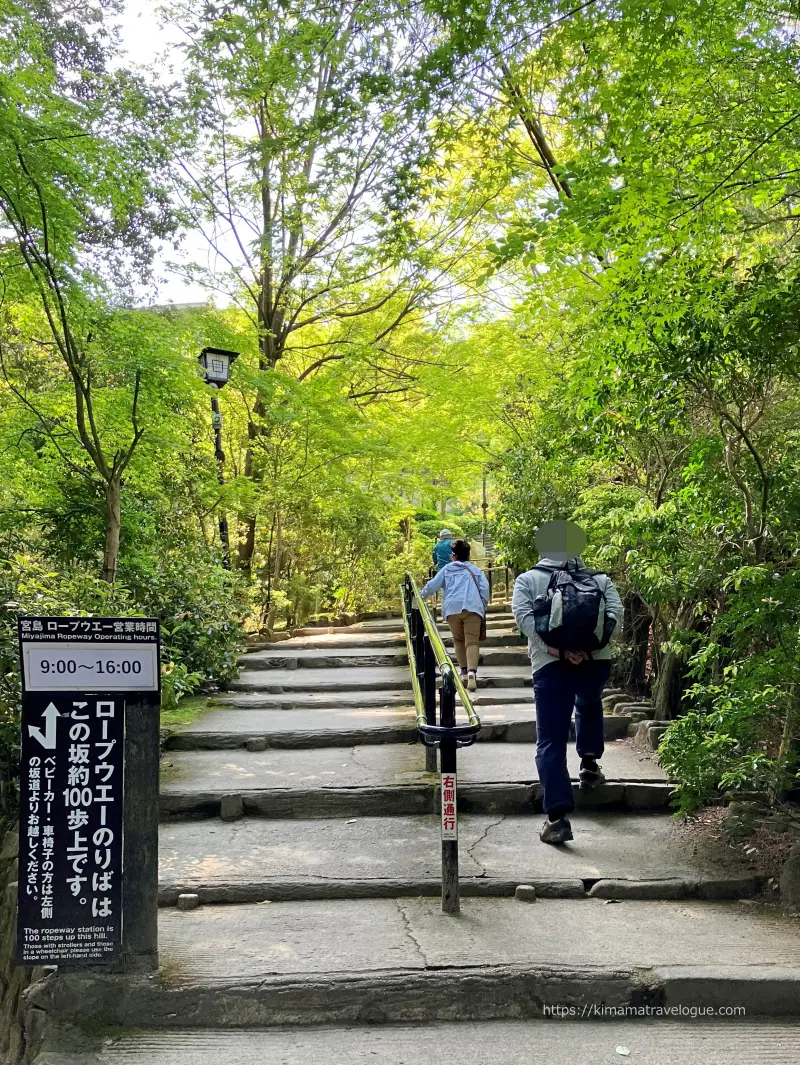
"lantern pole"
210,390,231,569
198,348,240,570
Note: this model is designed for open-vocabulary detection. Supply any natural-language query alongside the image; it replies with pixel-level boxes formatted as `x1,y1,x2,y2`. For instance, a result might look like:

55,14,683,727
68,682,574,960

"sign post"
439,670,459,915
16,617,160,971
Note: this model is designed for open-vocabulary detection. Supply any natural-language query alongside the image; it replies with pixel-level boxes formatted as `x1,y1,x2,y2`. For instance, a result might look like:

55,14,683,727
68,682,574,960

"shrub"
122,551,246,693
659,568,800,812
415,519,465,542
0,557,134,819
659,682,796,814
0,551,247,817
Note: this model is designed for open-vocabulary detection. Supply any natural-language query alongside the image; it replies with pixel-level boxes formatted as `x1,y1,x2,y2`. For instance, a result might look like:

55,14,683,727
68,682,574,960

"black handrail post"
411,600,428,744
423,637,437,773
403,574,413,621
439,669,459,914
412,605,424,677
488,566,494,604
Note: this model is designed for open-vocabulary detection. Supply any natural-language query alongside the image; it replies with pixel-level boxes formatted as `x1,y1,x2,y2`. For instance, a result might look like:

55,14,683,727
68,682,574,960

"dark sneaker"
579,764,606,790
540,817,573,844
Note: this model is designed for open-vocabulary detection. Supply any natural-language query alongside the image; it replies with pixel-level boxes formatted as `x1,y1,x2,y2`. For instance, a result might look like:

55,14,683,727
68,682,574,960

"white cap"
439,529,452,539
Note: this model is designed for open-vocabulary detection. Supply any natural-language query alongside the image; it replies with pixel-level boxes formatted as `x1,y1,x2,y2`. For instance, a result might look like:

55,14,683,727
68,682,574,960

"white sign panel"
22,643,159,692
441,771,457,840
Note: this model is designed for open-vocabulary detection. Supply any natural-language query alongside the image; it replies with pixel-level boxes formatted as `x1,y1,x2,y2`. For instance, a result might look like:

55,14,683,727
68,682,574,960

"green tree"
0,0,184,579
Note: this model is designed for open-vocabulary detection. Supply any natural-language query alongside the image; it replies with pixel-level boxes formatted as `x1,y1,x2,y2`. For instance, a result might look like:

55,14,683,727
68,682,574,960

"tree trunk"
102,477,122,583
652,602,696,720
623,592,651,693
238,167,279,576
774,683,800,802
238,515,257,575
266,508,282,636
652,647,684,721
236,413,259,574
273,506,282,587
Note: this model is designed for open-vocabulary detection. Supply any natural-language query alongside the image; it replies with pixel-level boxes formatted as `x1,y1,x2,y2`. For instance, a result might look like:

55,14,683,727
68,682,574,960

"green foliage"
9,0,800,824
415,519,465,541
660,570,800,811
121,552,247,706
0,555,132,816
0,551,246,813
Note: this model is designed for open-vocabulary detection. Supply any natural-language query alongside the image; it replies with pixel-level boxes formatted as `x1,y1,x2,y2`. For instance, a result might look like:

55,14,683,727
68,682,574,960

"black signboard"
17,617,160,967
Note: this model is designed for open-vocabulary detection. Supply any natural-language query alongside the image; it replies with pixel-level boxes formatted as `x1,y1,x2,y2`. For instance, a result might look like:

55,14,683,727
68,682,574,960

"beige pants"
447,610,483,671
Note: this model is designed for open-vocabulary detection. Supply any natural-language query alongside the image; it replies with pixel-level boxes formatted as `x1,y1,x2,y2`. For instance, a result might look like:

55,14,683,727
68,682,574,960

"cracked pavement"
159,811,749,889
156,897,800,983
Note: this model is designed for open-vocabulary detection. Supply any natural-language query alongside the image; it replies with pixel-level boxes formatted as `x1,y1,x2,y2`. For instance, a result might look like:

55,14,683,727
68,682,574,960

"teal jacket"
432,539,453,570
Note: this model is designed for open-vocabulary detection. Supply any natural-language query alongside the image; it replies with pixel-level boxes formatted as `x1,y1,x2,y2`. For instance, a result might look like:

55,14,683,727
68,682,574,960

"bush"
416,519,465,542
122,551,247,698
659,568,800,812
456,515,486,541
659,682,796,814
0,557,135,819
0,551,247,817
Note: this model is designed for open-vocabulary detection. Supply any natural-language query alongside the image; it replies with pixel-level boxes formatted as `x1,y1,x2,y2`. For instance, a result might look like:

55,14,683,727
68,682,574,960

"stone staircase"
26,606,800,1063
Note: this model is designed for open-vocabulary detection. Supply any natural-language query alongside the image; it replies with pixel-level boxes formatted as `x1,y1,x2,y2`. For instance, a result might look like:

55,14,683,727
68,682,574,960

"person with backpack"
432,529,454,572
421,539,490,691
512,519,624,844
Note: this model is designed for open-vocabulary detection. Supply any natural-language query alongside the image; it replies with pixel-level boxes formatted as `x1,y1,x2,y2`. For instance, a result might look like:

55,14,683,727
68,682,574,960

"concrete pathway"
28,899,800,1035
38,1019,800,1065
157,812,754,900
166,702,632,748
156,897,800,976
162,739,668,793
31,604,800,1059
241,645,530,669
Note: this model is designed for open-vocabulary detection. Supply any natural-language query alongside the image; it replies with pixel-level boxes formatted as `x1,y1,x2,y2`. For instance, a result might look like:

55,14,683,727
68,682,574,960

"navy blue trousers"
533,659,612,815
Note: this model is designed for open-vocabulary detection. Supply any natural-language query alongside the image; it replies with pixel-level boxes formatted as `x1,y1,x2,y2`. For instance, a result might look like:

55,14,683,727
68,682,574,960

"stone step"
230,665,413,693
256,631,407,650
29,899,799,1032
230,664,534,694
160,741,672,818
156,812,755,903
241,648,410,670
42,1019,800,1065
164,706,633,750
212,689,416,709
239,646,531,671
163,739,667,790
219,686,554,707
289,612,516,637
249,629,525,651
160,779,674,820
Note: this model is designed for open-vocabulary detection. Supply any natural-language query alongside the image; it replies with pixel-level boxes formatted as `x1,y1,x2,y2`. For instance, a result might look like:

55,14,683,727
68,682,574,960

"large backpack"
531,560,615,655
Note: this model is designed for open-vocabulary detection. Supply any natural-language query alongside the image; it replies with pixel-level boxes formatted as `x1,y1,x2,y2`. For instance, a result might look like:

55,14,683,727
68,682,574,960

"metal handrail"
402,572,481,915
401,599,431,743
408,576,481,740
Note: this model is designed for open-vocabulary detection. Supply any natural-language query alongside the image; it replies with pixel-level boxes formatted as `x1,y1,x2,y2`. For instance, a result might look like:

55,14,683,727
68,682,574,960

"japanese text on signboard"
19,695,124,964
441,773,457,841
16,616,158,967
